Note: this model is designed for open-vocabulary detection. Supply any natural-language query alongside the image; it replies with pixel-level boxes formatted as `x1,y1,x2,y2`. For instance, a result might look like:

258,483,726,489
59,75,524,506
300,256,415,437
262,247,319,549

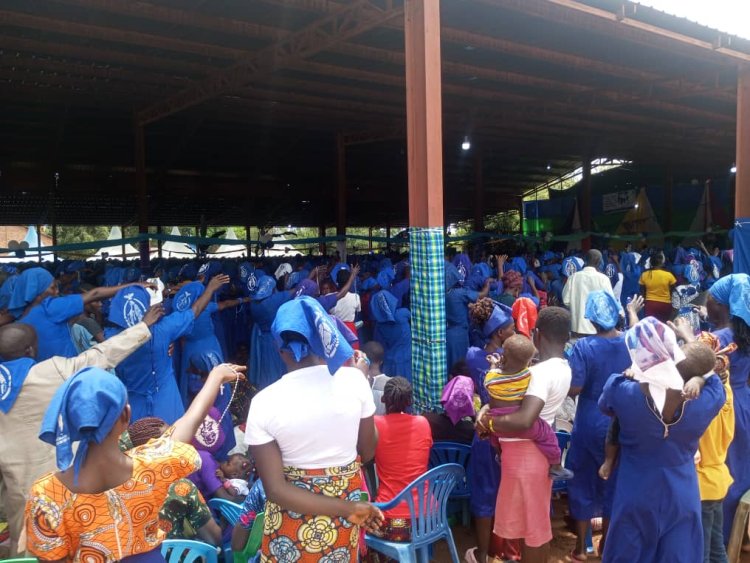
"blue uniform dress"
373,308,412,381
105,309,195,424
249,291,292,389
465,346,501,518
599,374,725,563
567,335,630,521
388,278,410,309
19,295,83,361
445,287,478,371
716,328,750,538
180,302,224,405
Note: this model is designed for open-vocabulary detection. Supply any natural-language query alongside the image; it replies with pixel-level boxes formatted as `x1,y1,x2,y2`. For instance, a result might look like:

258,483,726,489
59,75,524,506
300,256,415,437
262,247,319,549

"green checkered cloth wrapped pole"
409,227,447,412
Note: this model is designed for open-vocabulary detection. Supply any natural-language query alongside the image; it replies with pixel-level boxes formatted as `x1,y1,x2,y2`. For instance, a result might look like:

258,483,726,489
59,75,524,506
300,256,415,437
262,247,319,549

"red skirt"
644,300,673,323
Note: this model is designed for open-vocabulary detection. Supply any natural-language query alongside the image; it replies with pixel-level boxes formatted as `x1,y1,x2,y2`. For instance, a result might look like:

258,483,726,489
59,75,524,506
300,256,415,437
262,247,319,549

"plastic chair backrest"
0,559,38,563
374,463,464,548
161,539,218,563
247,511,265,557
428,442,471,497
553,431,572,493
208,498,243,527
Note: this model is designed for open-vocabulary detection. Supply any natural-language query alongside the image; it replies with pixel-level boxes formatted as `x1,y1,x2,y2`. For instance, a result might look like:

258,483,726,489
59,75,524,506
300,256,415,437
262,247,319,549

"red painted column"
734,66,750,273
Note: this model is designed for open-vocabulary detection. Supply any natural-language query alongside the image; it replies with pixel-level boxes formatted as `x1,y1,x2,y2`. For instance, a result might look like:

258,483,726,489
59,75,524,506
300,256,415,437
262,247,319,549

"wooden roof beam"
136,0,404,125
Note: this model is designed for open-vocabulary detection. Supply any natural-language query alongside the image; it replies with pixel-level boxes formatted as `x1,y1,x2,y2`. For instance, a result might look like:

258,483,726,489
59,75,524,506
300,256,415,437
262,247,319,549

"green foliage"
43,225,110,258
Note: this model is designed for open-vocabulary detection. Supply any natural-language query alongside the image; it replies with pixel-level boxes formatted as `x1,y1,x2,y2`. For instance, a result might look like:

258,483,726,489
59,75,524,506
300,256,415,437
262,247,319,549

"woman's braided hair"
383,376,413,413
128,417,168,447
468,297,495,326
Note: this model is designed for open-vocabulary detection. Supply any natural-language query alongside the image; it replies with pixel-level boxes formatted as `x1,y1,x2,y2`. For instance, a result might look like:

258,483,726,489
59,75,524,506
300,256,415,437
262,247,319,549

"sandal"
465,547,479,563
569,549,587,562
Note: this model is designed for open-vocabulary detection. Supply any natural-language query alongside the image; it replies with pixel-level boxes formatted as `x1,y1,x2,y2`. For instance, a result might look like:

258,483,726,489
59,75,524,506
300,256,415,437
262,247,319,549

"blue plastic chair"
552,431,572,494
207,498,243,563
161,539,219,563
208,498,243,527
428,442,471,526
366,463,464,563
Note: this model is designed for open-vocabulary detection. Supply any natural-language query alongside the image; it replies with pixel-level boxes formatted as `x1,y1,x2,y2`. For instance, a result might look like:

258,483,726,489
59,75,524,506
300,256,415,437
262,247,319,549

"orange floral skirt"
260,460,363,562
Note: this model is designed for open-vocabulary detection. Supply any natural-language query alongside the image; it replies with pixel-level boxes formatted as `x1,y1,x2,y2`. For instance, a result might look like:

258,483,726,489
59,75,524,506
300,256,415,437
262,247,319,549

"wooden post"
580,157,592,251
134,120,150,268
36,224,42,263
156,225,163,259
405,0,446,411
245,225,252,257
386,223,391,252
336,133,347,237
368,227,373,252
518,197,525,236
474,150,484,232
121,225,127,260
318,224,326,256
51,222,58,263
734,66,750,273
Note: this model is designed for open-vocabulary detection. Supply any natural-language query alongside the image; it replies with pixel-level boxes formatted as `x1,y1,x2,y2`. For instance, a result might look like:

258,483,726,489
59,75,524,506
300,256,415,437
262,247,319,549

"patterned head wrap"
511,297,538,338
584,290,623,331
709,274,750,326
625,317,686,412
440,376,475,425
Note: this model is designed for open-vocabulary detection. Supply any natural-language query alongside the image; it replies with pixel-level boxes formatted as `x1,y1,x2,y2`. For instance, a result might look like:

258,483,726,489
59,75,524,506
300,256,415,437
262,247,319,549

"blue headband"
584,290,623,331
271,296,354,374
39,367,127,485
483,303,513,338
173,281,205,312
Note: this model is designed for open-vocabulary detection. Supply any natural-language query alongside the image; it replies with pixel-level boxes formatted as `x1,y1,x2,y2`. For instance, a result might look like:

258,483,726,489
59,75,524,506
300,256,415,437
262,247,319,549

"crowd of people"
0,237,746,563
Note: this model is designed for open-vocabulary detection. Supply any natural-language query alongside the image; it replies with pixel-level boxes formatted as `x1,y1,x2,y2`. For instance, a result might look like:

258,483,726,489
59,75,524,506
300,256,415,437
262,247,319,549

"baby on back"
484,334,573,481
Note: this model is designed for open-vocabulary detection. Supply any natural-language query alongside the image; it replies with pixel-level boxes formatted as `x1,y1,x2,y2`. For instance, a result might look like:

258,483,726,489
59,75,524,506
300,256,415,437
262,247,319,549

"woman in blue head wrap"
0,275,17,327
706,273,750,539
446,261,491,373
370,289,412,381
246,296,383,561
25,362,244,563
105,274,229,424
565,290,630,559
175,281,249,412
11,267,152,362
597,318,725,563
464,297,516,563
247,273,295,390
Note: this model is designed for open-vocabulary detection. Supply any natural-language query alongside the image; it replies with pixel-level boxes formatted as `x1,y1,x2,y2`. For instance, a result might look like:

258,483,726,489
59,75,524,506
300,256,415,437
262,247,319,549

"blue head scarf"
377,268,395,290
452,254,472,286
173,281,205,312
250,275,276,300
271,296,354,375
482,303,514,338
288,270,304,290
0,276,17,311
39,367,128,484
104,266,124,287
295,279,320,298
8,268,54,318
108,286,150,328
584,290,623,331
360,277,377,291
561,257,583,278
508,257,528,275
467,263,491,291
620,252,642,281
179,262,198,281
445,262,461,291
370,290,397,323
330,263,350,288
709,274,750,326
198,261,222,283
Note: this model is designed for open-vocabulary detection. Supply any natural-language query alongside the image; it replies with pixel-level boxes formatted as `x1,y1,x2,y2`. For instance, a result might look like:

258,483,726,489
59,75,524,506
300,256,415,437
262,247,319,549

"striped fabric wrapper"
409,227,447,411
484,367,532,402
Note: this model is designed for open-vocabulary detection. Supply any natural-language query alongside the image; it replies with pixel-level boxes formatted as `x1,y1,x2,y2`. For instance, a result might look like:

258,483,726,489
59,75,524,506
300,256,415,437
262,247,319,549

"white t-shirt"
371,373,391,416
525,357,573,426
245,365,376,468
330,292,361,322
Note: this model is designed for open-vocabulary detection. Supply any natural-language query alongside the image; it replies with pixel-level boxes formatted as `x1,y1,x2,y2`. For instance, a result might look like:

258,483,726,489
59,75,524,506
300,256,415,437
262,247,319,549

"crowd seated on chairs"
0,240,747,563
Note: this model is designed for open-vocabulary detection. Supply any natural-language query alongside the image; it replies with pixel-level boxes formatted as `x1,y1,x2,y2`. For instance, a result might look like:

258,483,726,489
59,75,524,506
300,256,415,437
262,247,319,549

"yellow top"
697,380,735,501
639,269,676,303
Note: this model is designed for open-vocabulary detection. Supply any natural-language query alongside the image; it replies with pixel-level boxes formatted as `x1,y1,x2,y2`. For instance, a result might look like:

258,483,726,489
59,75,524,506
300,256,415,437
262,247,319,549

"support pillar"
336,133,347,262
473,150,484,233
318,225,326,256
580,157,592,251
157,225,163,259
51,222,58,263
386,223,391,253
405,0,446,411
734,66,750,274
518,197,525,237
121,225,127,261
134,121,150,268
368,227,373,252
245,225,252,257
36,224,42,263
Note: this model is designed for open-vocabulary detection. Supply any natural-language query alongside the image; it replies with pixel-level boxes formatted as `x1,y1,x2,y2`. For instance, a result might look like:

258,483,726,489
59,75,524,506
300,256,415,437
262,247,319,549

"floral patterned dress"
25,431,200,563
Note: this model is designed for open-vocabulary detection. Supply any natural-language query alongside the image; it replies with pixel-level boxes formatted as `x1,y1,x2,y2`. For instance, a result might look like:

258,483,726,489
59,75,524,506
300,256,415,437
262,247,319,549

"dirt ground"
433,494,750,562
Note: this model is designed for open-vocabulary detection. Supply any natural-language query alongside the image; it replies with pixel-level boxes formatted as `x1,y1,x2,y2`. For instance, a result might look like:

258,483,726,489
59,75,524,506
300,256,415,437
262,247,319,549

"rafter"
136,0,404,125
